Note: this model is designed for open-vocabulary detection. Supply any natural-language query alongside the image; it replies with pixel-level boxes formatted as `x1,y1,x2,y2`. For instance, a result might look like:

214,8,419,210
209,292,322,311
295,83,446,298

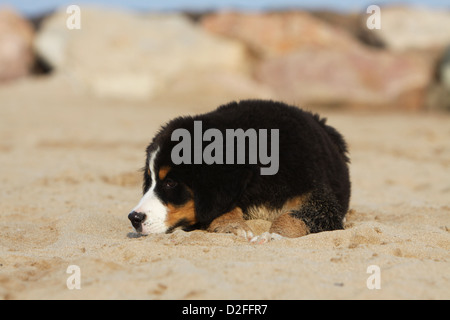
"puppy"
128,100,350,242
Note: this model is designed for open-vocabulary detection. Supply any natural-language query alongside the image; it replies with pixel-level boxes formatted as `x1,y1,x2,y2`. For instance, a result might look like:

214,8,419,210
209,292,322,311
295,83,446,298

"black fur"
143,99,350,234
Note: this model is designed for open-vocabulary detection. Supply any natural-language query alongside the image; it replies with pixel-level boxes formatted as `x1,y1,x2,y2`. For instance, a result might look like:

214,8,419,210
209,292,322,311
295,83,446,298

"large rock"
0,9,34,82
34,8,249,99
311,10,385,48
254,45,434,110
372,7,450,52
201,11,358,58
202,10,438,110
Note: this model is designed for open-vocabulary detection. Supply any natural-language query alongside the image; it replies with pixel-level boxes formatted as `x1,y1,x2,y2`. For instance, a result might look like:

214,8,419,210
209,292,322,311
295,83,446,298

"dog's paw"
250,232,284,244
207,208,255,240
210,222,254,240
235,228,255,241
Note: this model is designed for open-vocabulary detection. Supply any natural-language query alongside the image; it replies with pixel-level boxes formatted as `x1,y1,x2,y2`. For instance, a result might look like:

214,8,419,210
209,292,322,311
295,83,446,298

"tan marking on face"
269,212,309,238
165,199,196,227
158,166,171,181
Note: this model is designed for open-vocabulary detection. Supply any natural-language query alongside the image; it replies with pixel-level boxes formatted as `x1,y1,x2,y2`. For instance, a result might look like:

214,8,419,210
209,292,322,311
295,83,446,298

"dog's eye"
162,178,178,190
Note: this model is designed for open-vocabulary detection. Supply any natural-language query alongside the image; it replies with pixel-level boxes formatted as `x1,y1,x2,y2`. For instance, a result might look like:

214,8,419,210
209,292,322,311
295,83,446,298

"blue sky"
2,0,449,17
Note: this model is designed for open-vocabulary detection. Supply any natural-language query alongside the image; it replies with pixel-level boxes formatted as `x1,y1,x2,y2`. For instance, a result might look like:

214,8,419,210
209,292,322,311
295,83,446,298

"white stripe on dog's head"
132,147,168,234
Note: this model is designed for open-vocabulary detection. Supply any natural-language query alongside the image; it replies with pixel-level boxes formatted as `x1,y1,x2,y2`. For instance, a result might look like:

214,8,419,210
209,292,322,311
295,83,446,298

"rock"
372,7,450,52
254,45,434,110
201,11,358,58
34,8,249,100
311,10,385,48
0,9,34,82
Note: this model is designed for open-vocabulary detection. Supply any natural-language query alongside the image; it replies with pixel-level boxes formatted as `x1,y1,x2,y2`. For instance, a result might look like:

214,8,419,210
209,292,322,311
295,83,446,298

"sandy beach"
0,75,448,300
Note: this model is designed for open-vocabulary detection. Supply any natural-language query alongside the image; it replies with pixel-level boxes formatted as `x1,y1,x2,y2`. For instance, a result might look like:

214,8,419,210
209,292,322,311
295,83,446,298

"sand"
0,75,449,300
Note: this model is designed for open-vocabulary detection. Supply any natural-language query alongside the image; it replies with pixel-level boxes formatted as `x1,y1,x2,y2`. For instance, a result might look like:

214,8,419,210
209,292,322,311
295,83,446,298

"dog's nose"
128,211,146,229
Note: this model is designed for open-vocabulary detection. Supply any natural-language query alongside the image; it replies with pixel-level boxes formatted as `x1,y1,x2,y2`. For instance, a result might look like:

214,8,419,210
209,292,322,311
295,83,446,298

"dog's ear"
192,165,254,226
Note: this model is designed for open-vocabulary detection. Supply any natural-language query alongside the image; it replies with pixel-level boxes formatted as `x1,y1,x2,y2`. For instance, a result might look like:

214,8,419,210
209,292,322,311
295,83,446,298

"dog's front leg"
207,207,254,240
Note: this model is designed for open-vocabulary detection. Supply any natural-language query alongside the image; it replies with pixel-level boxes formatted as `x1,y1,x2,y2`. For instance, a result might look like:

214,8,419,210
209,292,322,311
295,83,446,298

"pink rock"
201,11,358,58
0,9,34,82
254,45,434,110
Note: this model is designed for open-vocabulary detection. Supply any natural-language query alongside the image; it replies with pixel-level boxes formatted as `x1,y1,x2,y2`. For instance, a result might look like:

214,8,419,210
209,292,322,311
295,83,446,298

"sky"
2,0,450,17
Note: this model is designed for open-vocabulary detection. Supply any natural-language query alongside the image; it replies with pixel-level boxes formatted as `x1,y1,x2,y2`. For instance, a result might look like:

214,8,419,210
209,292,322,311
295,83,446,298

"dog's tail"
313,114,350,163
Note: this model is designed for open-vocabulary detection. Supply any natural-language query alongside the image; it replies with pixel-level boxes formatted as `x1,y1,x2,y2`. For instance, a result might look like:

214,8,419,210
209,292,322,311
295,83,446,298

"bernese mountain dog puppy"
128,100,350,243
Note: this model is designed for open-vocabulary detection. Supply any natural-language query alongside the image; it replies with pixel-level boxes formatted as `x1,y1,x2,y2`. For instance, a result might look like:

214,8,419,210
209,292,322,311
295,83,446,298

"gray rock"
34,8,249,100
371,7,450,52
